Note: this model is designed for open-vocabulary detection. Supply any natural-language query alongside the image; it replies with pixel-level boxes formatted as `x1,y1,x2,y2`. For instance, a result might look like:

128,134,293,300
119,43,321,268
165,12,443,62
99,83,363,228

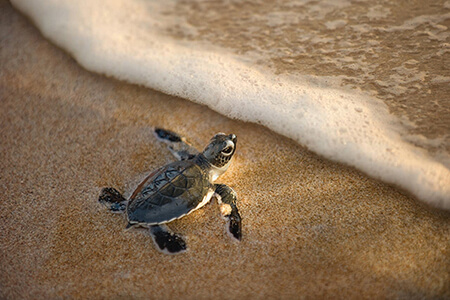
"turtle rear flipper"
149,225,187,254
98,187,127,212
154,128,199,160
214,184,242,240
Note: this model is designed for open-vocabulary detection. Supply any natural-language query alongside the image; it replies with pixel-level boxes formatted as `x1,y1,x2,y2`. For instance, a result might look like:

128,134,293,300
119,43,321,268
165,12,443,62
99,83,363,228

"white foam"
11,0,450,208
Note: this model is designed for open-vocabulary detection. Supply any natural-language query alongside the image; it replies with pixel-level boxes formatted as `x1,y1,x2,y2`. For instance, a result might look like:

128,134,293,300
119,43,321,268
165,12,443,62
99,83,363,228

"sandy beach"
1,1,449,299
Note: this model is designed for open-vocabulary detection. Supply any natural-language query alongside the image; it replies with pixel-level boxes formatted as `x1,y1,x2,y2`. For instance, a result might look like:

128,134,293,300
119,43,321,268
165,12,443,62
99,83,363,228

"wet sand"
1,2,449,299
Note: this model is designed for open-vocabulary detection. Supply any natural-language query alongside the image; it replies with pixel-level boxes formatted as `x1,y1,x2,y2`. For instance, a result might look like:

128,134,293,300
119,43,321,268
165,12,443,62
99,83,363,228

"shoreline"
1,2,449,299
9,0,450,209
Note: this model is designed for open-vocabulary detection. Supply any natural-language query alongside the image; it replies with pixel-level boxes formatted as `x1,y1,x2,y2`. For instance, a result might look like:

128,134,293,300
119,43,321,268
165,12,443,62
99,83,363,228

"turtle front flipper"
149,225,187,254
154,128,199,161
214,184,242,240
98,187,127,212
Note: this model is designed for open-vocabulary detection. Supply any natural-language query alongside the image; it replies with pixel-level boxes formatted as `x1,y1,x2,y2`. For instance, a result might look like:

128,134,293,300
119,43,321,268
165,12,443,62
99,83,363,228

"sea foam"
11,0,450,208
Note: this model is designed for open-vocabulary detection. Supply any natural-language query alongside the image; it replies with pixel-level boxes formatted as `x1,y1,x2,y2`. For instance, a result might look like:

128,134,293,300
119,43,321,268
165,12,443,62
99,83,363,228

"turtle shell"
126,160,212,225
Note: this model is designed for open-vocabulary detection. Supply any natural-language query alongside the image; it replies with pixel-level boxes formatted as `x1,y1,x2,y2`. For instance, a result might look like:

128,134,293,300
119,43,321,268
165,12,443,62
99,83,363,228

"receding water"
166,0,450,153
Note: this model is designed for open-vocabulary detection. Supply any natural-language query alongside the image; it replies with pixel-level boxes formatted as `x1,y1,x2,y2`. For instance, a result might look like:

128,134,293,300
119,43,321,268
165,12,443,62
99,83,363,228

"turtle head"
202,133,237,179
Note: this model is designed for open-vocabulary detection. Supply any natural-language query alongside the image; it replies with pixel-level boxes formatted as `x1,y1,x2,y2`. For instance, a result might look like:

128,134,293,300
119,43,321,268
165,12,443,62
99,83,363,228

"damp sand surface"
1,2,450,299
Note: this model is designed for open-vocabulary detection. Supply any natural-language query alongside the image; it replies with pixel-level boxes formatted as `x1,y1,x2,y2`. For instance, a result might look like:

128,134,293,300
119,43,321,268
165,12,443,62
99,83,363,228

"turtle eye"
221,146,233,155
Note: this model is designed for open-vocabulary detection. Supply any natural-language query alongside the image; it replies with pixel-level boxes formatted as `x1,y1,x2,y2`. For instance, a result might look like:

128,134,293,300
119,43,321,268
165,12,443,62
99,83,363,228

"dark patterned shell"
126,160,211,225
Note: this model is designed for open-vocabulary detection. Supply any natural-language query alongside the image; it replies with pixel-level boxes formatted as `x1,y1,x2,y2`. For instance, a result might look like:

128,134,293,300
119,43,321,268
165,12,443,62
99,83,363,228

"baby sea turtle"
98,128,242,254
